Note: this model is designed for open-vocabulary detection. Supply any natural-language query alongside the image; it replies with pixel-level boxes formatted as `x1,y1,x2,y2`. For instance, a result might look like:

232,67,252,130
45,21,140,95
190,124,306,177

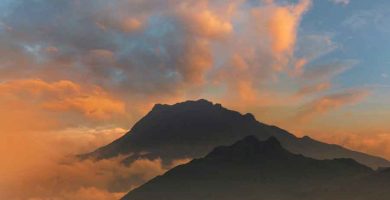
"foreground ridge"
122,136,388,200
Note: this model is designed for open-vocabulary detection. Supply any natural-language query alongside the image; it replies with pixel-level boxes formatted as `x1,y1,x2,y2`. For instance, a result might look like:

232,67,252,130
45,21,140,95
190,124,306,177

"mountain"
122,136,387,200
82,99,390,168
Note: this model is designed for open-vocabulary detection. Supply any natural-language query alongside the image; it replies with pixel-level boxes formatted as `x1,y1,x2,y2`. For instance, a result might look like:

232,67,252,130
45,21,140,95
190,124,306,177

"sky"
0,0,390,199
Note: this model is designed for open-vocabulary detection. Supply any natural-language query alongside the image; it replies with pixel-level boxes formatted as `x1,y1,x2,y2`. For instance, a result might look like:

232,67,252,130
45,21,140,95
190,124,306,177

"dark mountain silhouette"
122,136,389,200
82,99,389,168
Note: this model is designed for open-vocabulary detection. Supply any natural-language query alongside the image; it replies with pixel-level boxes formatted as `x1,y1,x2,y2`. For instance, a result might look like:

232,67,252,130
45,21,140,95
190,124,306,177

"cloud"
205,0,313,108
264,0,311,54
295,82,332,97
295,34,338,65
0,78,187,200
0,123,189,200
54,187,125,200
301,60,356,81
311,132,390,161
84,49,116,67
97,17,142,33
297,89,370,120
330,0,350,5
1,155,183,200
0,126,122,200
250,0,311,57
342,7,390,32
289,60,357,99
0,0,315,100
1,1,348,130
288,60,357,100
179,8,233,39
0,79,125,121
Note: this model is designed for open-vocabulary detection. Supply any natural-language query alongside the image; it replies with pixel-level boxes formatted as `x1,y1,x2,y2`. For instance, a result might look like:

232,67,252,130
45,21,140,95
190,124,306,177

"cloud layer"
0,122,189,200
1,0,353,129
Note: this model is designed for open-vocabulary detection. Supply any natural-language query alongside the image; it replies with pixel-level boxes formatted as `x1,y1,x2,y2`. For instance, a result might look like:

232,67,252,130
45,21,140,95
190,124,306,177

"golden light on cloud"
252,0,311,55
297,89,370,121
0,79,128,200
0,79,125,121
184,10,233,39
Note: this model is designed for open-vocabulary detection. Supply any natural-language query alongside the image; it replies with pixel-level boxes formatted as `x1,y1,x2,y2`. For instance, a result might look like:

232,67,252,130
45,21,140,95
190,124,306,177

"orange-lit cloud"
266,0,311,54
309,131,390,160
293,58,308,75
180,9,233,39
0,126,124,200
0,79,125,121
1,153,187,200
55,187,125,200
297,89,370,121
0,0,316,106
171,1,235,84
0,78,127,181
0,122,189,200
177,39,213,84
0,78,187,200
209,0,312,107
296,82,332,97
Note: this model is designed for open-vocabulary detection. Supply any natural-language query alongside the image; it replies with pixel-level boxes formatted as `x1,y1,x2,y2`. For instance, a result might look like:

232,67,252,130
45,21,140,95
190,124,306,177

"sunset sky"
1,0,390,199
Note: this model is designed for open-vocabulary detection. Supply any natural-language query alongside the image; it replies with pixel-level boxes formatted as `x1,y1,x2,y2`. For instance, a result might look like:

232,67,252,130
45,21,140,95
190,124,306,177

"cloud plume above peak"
0,0,342,126
0,0,313,97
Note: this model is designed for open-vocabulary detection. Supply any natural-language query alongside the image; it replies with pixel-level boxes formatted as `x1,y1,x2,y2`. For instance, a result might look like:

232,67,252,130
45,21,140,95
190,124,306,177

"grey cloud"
302,60,357,81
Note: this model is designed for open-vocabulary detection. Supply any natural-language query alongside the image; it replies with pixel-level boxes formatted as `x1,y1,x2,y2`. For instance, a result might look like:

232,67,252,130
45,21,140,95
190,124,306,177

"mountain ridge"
122,136,379,200
82,99,390,169
205,136,293,161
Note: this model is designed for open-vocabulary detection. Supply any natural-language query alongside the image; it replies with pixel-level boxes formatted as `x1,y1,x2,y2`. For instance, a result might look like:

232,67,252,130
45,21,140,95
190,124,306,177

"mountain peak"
265,136,281,146
194,98,214,104
205,136,289,161
240,135,261,144
232,136,283,152
151,99,219,112
237,135,280,147
85,99,390,169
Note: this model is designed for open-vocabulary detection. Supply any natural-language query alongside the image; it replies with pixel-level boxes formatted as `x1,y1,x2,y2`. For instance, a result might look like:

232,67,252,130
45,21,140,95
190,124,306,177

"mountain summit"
83,99,389,168
205,136,292,161
122,136,381,200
